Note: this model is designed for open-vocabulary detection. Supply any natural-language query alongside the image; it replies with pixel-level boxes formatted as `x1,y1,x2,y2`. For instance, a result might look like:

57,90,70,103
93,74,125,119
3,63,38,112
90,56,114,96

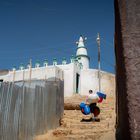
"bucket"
80,102,86,109
79,102,90,115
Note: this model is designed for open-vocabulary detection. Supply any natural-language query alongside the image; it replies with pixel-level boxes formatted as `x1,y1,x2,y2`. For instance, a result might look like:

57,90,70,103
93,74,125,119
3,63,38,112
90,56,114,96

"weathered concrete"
0,69,9,76
0,63,115,97
115,0,140,139
80,69,115,97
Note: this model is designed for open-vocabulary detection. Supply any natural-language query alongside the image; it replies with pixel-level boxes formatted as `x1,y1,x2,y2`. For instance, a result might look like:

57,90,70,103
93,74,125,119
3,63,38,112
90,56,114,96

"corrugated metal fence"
0,79,64,140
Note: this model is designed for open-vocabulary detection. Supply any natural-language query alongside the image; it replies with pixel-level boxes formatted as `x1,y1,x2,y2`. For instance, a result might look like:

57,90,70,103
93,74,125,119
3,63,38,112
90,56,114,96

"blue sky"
0,0,115,73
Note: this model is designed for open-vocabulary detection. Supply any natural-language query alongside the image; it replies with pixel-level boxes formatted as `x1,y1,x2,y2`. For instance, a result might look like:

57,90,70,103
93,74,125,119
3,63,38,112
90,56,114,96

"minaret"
76,35,90,69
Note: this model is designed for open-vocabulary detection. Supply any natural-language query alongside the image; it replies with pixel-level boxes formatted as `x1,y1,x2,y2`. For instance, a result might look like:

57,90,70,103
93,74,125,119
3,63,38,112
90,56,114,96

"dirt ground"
34,94,116,140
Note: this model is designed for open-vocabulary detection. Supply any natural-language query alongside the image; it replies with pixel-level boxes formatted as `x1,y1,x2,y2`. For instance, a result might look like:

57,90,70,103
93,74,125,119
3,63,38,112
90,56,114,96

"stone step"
64,108,114,113
62,115,113,122
64,134,100,140
63,112,113,117
63,113,113,120
70,129,114,135
55,127,113,135
64,122,110,130
63,115,113,120
33,96,116,140
64,129,116,140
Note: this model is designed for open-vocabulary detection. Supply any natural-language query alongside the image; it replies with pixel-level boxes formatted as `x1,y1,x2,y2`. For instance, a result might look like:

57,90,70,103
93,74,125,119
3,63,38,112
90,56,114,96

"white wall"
80,69,115,97
0,62,82,97
58,64,74,97
0,66,63,82
76,47,88,56
0,63,115,97
58,62,81,97
79,57,89,69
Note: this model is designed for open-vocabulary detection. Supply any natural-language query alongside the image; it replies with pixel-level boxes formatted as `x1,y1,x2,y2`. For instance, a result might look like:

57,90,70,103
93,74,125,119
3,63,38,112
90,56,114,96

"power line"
100,37,114,48
0,41,86,53
0,36,115,69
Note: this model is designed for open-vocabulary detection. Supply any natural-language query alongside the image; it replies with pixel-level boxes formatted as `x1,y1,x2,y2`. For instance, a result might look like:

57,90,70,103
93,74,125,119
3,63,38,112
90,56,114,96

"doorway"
76,73,80,93
0,79,3,82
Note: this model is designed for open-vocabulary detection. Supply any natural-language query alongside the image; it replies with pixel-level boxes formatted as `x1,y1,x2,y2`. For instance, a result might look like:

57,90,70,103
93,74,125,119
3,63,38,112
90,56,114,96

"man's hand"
86,102,90,105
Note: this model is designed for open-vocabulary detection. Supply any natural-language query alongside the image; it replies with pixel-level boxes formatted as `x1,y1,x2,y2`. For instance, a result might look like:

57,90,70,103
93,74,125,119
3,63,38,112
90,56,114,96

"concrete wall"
115,0,140,139
76,47,88,56
0,66,63,82
58,63,75,97
0,62,115,98
80,69,115,97
0,62,81,97
79,57,89,69
0,70,9,76
58,62,81,97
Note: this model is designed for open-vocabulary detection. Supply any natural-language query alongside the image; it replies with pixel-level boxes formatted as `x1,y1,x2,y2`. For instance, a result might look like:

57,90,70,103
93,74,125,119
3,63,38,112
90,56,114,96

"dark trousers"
89,103,100,117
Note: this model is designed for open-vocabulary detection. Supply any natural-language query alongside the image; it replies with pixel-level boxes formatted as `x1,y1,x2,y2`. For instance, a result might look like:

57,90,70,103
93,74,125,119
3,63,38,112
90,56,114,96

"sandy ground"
34,94,116,140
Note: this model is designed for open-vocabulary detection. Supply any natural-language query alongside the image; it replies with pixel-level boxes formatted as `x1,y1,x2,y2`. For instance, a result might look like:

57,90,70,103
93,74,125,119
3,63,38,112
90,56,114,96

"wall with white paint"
80,69,115,97
76,47,88,56
0,66,63,82
0,62,115,97
58,62,81,97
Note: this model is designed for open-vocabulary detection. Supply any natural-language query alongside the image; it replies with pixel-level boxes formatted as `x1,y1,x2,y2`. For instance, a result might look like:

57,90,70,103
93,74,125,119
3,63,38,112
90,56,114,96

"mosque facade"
0,36,115,97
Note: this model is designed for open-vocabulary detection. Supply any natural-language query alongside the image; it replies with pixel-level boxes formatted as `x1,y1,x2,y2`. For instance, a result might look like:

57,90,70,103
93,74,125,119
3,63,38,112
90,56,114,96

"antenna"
96,33,101,92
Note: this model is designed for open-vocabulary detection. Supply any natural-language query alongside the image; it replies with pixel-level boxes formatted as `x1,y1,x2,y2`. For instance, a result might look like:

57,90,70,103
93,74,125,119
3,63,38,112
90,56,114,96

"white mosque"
0,36,115,97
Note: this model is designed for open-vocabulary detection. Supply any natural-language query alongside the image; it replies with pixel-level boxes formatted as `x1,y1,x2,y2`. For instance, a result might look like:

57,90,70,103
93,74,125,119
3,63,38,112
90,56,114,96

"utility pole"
13,67,16,83
96,33,101,92
29,59,32,82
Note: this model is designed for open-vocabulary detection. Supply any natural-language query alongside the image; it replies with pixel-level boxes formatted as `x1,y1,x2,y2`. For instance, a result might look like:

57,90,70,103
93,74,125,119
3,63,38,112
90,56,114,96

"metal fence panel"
0,79,64,140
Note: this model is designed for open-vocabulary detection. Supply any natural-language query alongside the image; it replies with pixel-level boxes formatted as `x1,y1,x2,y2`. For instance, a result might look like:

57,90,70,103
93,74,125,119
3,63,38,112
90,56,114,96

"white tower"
76,35,90,69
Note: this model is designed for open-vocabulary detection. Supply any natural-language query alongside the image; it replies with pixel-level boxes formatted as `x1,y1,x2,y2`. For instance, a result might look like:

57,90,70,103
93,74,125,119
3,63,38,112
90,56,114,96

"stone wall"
115,0,140,139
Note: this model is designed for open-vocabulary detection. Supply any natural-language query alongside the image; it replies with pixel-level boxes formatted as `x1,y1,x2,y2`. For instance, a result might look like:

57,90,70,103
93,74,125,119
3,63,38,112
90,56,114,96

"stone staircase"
34,94,116,140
